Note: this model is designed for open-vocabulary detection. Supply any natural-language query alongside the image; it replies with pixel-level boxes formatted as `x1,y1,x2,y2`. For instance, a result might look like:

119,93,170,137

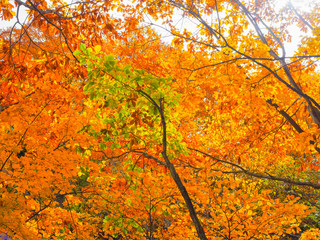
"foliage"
1,0,320,239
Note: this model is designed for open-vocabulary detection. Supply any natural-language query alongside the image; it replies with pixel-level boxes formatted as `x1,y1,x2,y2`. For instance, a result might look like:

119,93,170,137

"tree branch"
137,89,208,240
266,99,320,154
289,2,314,31
189,147,320,189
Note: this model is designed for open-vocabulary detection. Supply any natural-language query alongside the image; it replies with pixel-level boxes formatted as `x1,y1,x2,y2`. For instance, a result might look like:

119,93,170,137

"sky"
0,0,318,57
276,0,317,11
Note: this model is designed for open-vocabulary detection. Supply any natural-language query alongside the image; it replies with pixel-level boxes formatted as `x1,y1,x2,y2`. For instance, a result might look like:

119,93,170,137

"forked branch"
137,89,208,240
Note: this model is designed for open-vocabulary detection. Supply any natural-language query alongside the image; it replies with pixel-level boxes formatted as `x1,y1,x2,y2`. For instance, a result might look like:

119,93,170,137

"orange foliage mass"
1,0,320,239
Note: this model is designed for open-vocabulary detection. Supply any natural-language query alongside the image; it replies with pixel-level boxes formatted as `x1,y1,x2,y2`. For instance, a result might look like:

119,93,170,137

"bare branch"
289,2,314,31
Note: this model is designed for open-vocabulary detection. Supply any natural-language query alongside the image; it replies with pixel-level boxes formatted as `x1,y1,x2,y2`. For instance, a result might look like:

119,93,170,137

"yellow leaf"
95,45,101,53
85,149,91,156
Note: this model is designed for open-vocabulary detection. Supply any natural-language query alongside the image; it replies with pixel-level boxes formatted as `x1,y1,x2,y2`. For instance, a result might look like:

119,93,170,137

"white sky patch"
0,0,317,57
274,0,317,12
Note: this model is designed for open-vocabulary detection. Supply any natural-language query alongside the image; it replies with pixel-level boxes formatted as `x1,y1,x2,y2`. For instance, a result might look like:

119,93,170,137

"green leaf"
99,142,107,150
80,44,86,52
131,221,139,228
74,50,81,56
111,142,121,150
103,136,112,142
105,54,114,62
84,81,95,92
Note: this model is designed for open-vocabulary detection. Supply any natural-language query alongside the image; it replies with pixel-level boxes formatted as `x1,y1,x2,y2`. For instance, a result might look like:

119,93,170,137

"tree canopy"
1,0,320,239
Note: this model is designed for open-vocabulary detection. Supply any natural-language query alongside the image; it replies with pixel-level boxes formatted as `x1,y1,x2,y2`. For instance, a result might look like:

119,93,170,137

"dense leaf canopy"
1,0,320,239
